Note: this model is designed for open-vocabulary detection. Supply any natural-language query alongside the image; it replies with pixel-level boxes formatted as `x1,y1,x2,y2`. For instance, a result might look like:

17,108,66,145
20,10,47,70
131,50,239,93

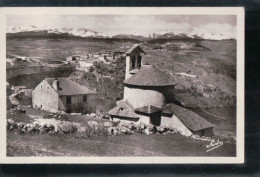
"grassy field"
7,37,134,62
7,132,236,157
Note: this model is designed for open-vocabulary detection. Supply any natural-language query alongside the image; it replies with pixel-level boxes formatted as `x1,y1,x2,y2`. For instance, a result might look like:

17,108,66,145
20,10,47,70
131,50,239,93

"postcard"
0,7,244,163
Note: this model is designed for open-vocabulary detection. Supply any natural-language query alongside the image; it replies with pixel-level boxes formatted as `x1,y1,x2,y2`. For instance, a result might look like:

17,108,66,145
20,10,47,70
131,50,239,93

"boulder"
90,113,96,117
108,127,114,134
87,121,98,128
60,111,66,115
54,124,59,133
147,124,156,133
144,128,150,135
108,127,118,135
17,122,26,129
118,126,127,133
58,124,72,133
104,122,114,127
140,122,146,130
136,126,142,134
7,119,16,126
9,126,13,130
70,113,78,116
77,126,87,134
162,131,171,135
156,126,167,134
46,123,52,128
113,129,118,135
127,122,136,130
27,127,34,132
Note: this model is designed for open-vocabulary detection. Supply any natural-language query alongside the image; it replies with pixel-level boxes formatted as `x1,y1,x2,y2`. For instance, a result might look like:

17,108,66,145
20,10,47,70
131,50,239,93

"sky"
7,15,236,36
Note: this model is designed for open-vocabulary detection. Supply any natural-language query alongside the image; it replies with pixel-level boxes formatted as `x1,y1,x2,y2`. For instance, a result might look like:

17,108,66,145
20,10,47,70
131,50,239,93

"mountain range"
6,26,235,40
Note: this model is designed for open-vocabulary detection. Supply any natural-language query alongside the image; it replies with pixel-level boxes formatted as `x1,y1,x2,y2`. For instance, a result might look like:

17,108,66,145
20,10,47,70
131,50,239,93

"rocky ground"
6,106,236,157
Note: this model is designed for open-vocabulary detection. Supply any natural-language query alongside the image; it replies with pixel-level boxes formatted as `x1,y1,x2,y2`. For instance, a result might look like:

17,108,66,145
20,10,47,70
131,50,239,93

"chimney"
53,78,59,91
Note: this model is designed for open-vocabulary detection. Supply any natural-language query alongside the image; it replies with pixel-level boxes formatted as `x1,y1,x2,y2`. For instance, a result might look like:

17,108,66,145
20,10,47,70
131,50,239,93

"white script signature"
206,139,223,152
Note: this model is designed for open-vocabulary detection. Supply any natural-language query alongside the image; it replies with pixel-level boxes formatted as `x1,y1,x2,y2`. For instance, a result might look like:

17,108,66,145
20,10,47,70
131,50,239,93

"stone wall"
32,80,59,112
124,86,166,109
7,65,50,79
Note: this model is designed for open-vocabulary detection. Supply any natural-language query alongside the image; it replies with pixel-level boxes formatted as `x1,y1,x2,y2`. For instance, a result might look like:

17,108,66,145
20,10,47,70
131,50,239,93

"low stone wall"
7,65,49,79
7,65,73,79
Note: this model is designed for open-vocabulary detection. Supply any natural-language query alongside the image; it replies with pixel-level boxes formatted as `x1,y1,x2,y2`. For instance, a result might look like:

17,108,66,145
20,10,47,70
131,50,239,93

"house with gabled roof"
32,78,96,113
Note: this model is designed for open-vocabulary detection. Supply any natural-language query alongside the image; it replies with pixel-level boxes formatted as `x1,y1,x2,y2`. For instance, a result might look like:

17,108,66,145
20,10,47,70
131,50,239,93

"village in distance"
6,15,237,157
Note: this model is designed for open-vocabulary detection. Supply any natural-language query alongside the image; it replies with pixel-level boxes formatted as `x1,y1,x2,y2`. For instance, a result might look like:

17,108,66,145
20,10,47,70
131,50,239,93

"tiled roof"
45,78,96,96
108,100,140,119
125,44,146,55
135,105,162,115
162,103,214,131
124,65,176,86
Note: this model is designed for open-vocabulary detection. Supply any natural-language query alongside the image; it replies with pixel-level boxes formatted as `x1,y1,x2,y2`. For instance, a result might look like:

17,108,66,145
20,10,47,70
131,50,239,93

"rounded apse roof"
123,65,176,87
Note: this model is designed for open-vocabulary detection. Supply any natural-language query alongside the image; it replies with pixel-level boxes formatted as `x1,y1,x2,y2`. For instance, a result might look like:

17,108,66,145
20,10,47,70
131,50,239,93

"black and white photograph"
0,7,244,163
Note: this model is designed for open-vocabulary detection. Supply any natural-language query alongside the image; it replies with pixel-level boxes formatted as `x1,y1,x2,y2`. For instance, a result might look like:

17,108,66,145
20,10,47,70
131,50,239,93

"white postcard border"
0,7,244,164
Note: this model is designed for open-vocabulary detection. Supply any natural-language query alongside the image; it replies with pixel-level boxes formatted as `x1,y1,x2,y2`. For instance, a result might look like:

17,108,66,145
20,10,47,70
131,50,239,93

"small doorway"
150,113,161,126
66,96,71,104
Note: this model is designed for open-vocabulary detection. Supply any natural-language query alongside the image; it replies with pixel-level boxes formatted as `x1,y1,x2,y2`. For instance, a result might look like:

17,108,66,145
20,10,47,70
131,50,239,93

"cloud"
191,23,236,38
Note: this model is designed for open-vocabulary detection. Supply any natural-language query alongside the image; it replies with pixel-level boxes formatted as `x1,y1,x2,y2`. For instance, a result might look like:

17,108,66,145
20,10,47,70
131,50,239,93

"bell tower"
125,44,146,79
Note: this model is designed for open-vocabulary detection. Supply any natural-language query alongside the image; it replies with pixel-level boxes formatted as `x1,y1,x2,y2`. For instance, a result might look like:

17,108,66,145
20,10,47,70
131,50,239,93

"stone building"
108,44,214,137
161,104,214,137
32,78,96,113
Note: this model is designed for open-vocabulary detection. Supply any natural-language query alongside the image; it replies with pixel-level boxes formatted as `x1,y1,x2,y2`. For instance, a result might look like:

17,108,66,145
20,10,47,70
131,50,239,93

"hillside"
6,33,237,157
6,34,236,110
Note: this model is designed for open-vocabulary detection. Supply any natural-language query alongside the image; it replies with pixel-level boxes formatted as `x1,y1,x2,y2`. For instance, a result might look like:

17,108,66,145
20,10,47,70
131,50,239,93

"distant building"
99,54,112,64
78,61,93,68
66,55,80,64
32,78,96,113
93,53,100,58
77,61,94,72
108,44,214,137
113,51,125,59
